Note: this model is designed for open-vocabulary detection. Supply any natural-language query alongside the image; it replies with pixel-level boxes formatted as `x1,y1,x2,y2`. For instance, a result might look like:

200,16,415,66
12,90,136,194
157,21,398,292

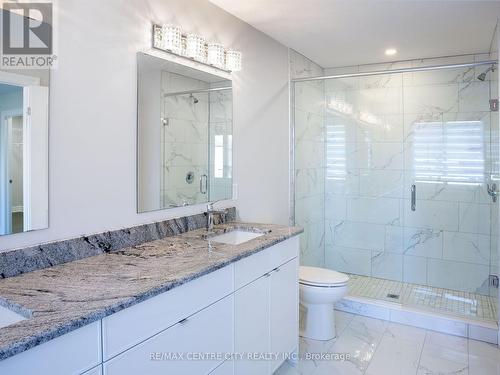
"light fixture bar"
152,24,242,73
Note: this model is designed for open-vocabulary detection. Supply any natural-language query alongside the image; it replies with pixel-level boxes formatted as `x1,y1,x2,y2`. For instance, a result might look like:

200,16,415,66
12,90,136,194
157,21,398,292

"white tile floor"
348,274,498,323
276,311,500,375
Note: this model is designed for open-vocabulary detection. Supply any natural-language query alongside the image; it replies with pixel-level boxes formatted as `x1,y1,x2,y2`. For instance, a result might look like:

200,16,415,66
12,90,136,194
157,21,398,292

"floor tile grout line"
361,322,388,375
414,330,428,375
466,333,470,373
346,273,498,324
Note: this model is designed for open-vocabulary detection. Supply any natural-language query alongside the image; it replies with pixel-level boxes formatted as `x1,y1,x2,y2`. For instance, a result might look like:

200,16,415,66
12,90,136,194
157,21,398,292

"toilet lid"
299,266,349,286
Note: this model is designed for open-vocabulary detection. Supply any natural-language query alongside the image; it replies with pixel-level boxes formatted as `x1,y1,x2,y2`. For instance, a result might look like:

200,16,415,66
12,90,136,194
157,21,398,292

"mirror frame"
136,50,233,213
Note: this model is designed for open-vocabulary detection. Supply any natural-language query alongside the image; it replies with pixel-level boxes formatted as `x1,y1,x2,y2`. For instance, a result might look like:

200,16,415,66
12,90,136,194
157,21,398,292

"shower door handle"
199,174,208,195
411,184,416,211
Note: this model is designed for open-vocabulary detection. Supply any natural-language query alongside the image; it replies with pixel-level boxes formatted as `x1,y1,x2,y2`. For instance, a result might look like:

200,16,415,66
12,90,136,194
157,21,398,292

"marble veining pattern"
290,48,326,268
304,53,500,296
0,208,236,279
0,221,302,360
277,311,500,375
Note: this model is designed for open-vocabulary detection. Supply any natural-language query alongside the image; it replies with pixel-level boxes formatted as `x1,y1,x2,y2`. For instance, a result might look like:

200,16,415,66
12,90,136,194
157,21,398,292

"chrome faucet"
206,202,227,231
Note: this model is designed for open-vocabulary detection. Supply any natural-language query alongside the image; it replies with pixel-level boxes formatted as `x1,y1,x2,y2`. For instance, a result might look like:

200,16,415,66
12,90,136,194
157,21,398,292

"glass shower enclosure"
293,59,499,323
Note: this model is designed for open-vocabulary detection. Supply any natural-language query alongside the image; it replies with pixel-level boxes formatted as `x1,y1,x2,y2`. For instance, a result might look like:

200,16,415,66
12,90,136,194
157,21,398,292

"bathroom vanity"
0,222,301,375
0,41,300,375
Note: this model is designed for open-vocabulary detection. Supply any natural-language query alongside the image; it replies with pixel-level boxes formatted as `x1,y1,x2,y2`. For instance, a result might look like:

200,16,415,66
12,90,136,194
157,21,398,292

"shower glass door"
402,65,498,320
294,61,499,314
322,72,406,289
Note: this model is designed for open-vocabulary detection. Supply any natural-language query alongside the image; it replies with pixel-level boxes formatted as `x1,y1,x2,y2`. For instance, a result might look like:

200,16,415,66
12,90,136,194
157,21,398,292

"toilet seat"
299,280,346,288
299,266,349,287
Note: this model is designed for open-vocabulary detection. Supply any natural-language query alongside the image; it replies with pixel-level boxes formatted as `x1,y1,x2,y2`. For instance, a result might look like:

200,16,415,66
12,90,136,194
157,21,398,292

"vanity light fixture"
225,50,242,72
186,33,207,63
385,48,397,56
152,23,242,72
161,24,182,54
207,42,225,69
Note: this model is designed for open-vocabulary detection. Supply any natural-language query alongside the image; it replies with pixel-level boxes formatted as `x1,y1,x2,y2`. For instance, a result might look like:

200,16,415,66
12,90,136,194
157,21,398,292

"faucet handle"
207,199,224,211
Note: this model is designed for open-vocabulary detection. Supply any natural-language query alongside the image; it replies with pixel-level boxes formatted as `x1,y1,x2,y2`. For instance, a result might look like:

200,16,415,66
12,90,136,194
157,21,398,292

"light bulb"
207,42,225,69
186,33,206,62
385,48,397,56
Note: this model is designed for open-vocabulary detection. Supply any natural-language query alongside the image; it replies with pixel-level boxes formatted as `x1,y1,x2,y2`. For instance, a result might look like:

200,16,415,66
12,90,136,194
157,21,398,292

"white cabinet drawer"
0,321,101,375
103,295,234,375
102,263,233,360
234,236,299,289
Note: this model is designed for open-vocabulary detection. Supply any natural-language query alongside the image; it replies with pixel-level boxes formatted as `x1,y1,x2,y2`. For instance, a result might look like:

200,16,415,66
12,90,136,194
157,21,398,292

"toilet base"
300,303,336,341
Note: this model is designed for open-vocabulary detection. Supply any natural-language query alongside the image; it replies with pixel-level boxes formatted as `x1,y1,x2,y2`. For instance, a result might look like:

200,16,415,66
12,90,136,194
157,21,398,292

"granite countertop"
0,222,302,361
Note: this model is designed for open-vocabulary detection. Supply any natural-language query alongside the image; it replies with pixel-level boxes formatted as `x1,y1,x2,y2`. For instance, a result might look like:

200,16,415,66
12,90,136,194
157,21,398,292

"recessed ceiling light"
385,48,397,56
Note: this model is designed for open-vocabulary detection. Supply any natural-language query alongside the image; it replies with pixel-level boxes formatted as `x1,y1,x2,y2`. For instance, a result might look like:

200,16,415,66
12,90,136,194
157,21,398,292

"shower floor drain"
387,293,400,300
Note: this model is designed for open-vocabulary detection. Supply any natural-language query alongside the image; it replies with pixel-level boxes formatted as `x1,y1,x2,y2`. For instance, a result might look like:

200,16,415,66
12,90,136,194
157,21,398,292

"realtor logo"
1,1,56,68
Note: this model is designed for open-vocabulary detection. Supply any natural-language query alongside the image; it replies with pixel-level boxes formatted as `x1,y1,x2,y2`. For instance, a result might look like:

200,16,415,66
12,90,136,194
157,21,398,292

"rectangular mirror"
0,69,49,236
137,52,233,212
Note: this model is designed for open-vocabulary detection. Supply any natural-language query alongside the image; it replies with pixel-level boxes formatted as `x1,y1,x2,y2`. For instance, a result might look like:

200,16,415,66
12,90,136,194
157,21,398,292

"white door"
0,116,12,234
270,258,299,373
234,274,271,375
23,85,48,231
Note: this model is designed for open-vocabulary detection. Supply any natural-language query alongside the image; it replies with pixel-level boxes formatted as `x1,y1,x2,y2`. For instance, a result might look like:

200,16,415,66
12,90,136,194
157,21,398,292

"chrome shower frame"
290,59,497,225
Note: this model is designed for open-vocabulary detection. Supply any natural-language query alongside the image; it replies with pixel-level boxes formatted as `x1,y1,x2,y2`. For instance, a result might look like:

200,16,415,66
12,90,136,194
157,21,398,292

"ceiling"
209,0,500,68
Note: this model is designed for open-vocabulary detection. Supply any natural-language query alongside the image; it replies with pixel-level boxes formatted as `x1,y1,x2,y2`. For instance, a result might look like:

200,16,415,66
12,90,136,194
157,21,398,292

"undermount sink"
209,230,264,245
0,305,26,329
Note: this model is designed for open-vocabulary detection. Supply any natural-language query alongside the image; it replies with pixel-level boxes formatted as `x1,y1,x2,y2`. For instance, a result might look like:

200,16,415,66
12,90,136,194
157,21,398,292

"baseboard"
336,296,499,345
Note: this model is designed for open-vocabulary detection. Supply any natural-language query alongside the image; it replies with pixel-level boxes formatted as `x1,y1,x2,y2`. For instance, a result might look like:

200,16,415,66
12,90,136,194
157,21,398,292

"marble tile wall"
291,49,326,267
322,54,499,295
161,71,210,207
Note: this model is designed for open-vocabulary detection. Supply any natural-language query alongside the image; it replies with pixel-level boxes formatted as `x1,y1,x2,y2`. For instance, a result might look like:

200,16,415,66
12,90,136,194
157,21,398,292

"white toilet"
299,266,349,341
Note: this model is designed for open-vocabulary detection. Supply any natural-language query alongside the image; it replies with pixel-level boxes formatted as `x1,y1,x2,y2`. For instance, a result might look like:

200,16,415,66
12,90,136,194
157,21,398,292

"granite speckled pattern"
0,221,302,361
0,208,236,279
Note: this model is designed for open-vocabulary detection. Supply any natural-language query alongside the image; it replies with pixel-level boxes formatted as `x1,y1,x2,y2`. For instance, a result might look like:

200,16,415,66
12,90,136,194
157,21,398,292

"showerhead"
189,94,199,104
477,64,496,81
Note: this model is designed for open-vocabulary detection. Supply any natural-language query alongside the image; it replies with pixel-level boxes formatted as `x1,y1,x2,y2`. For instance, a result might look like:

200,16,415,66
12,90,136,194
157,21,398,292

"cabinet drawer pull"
264,272,271,278
178,317,189,324
273,267,280,273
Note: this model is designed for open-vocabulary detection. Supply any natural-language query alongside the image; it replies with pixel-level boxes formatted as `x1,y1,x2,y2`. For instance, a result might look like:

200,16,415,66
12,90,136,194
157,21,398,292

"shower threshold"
336,274,499,343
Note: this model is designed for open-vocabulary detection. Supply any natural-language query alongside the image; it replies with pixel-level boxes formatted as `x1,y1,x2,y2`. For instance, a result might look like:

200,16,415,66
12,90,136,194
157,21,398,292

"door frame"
0,108,22,234
0,71,40,235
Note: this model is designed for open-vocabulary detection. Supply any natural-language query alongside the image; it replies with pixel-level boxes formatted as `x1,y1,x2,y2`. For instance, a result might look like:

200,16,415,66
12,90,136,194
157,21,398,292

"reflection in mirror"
137,52,233,213
0,69,49,236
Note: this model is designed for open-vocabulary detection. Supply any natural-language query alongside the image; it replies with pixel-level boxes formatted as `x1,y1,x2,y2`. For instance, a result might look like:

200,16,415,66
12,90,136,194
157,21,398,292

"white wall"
0,0,290,251
137,63,162,212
